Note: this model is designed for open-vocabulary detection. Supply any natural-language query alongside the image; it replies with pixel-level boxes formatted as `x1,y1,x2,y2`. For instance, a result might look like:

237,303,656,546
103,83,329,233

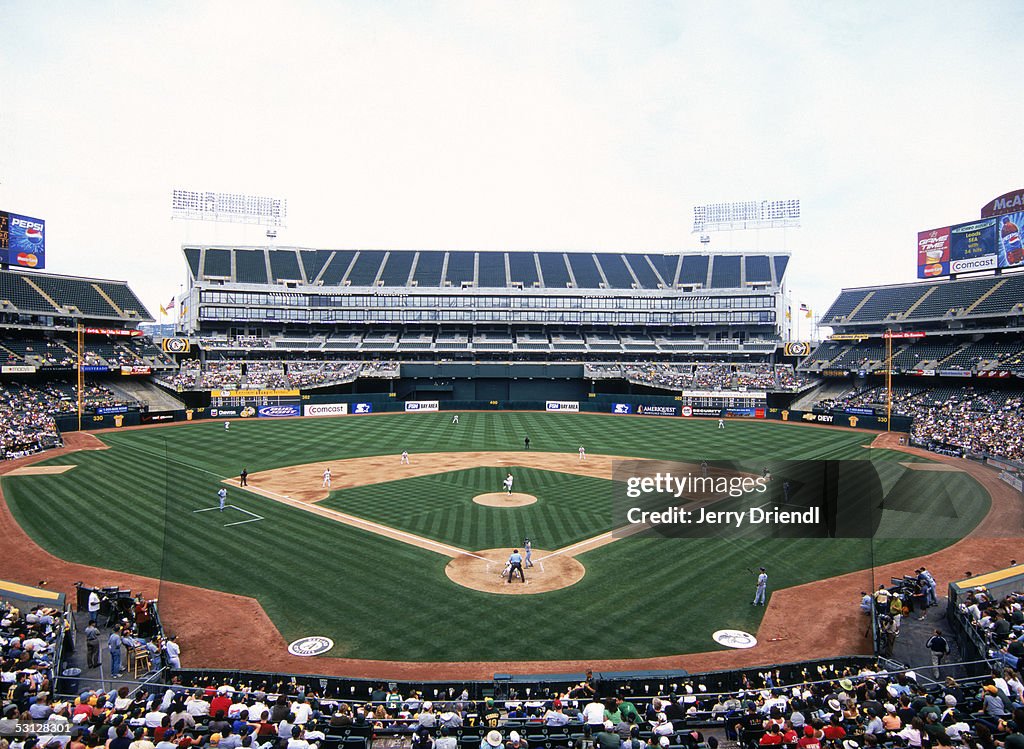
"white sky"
2,1,1023,335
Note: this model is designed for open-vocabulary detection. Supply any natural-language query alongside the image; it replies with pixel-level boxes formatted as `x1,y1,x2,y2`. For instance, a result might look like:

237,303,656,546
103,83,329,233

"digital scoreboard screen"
0,211,46,269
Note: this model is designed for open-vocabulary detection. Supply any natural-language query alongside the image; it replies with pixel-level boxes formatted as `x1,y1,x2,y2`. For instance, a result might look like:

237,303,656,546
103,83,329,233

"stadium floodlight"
171,189,287,227
692,199,801,233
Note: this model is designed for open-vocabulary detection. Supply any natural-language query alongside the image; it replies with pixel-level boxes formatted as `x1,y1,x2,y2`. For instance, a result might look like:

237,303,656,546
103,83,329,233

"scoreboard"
0,210,46,269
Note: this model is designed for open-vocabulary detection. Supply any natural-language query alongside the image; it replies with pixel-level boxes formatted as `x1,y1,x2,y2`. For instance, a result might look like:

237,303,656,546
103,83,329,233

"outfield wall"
54,392,910,432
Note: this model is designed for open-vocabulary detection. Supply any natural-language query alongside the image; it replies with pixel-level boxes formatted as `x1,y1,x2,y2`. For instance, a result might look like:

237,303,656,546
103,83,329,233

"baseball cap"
659,739,670,748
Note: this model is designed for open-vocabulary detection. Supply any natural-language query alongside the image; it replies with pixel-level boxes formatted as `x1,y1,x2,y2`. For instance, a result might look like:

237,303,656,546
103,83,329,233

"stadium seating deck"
203,248,232,277
476,252,506,288
412,251,445,286
30,275,118,317
299,249,333,282
710,255,741,288
744,254,772,283
678,255,709,286
269,249,303,282
538,253,571,288
186,248,793,291
184,247,202,279
507,252,539,287
346,250,388,286
379,252,416,286
905,276,1001,319
0,270,59,313
849,285,926,321
444,251,476,286
319,250,357,285
596,253,634,288
626,254,661,288
566,252,602,288
235,249,269,284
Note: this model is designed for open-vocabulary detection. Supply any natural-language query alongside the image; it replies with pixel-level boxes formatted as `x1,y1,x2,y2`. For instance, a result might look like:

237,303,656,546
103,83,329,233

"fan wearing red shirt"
210,692,233,718
822,717,847,742
760,726,785,746
797,726,821,749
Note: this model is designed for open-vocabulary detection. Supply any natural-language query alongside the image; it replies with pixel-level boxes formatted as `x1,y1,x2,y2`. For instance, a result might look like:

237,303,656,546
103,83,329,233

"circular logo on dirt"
288,636,334,657
712,629,757,649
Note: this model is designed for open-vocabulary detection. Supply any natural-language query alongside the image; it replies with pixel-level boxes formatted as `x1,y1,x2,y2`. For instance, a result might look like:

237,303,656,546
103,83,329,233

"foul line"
192,504,265,528
233,482,487,561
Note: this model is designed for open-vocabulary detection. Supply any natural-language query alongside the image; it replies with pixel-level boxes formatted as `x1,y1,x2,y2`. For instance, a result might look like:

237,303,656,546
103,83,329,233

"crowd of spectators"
160,361,393,391
0,382,135,461
957,586,1024,666
7,662,1024,749
814,386,1024,461
0,599,65,727
1,336,174,370
621,363,814,392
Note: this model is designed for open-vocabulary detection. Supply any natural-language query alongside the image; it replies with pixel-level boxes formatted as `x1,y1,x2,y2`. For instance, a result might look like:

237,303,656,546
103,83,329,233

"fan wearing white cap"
505,730,529,749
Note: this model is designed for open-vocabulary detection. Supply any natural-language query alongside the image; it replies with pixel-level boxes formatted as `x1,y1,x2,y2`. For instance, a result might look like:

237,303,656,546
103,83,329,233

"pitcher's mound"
473,492,537,507
445,548,585,594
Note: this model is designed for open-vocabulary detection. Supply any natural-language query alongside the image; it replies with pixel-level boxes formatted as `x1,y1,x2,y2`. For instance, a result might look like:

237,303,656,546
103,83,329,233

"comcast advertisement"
918,213,1024,278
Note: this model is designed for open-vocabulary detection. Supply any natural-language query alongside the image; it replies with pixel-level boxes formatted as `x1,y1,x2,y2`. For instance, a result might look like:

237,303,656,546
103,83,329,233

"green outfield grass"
0,413,991,662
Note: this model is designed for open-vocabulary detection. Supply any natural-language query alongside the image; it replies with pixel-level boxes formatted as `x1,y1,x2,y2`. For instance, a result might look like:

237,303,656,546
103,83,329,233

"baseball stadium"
4,6,1024,744
3,218,1024,710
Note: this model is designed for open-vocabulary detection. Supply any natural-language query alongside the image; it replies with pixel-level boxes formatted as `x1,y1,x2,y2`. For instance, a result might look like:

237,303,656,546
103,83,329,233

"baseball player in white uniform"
503,473,514,495
217,487,227,511
322,468,331,488
401,450,410,465
224,421,230,431
452,414,459,424
579,446,586,461
752,567,768,605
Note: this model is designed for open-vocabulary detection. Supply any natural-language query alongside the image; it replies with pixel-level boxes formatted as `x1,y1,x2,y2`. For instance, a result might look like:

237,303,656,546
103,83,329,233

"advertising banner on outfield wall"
352,402,373,414
680,405,724,417
637,405,680,416
209,407,256,418
257,405,301,418
1,365,36,373
303,403,349,417
769,407,911,432
611,403,633,414
140,411,177,424
546,400,579,412
405,400,439,412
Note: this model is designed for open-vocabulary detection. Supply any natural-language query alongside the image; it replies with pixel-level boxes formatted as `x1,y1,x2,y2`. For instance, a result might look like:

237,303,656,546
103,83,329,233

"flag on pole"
166,298,176,310
159,304,168,316
786,306,792,321
800,303,812,318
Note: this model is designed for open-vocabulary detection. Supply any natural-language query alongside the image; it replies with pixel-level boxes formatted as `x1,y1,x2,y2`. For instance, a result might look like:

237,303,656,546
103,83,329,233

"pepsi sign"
0,211,46,269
